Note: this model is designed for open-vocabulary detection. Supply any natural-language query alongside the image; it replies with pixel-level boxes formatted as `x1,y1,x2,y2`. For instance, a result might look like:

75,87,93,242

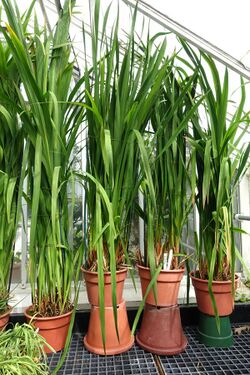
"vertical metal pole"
139,190,145,256
238,170,250,277
194,204,199,240
21,177,28,288
38,0,52,33
81,122,87,259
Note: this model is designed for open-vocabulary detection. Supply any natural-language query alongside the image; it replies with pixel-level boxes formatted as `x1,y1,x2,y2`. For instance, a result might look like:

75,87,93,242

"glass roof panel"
136,0,250,67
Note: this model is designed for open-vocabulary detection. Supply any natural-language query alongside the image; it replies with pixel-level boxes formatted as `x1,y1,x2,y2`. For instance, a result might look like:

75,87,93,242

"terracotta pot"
138,265,184,306
82,267,127,306
84,300,134,355
190,272,238,316
0,307,11,331
25,307,73,353
136,304,187,355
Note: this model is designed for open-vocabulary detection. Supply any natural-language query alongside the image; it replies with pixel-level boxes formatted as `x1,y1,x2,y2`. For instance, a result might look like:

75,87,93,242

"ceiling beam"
123,0,250,80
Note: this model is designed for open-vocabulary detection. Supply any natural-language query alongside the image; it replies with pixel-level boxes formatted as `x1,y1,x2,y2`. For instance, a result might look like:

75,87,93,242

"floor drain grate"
48,333,158,374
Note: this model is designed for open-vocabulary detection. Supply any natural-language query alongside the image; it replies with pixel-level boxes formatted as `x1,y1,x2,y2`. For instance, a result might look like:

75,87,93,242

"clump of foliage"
2,0,84,317
0,323,52,375
0,289,10,315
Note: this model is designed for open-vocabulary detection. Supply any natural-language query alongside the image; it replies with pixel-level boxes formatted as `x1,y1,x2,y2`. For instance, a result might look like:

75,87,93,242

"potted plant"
0,9,29,330
133,58,203,355
81,0,168,355
182,41,250,347
2,0,84,352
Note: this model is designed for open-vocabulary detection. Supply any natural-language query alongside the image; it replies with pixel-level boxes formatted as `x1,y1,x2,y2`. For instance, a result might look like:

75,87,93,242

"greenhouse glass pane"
141,0,250,67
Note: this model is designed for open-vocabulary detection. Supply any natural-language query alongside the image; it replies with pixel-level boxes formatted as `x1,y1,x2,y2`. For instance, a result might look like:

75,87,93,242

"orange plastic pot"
82,267,127,306
0,307,11,331
190,272,238,316
138,265,184,306
84,300,134,355
25,307,73,353
136,304,187,355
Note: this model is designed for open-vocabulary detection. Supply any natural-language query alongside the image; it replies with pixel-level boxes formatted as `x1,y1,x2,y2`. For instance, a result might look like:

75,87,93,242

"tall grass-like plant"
83,0,168,345
2,0,84,316
181,41,250,306
135,60,203,273
130,54,205,334
0,5,32,313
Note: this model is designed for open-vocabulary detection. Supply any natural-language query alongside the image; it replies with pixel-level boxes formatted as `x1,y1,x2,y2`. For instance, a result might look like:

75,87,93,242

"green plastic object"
198,313,233,347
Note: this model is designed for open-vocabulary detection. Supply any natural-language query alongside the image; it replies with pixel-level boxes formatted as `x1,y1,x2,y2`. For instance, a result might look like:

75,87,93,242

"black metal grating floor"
159,325,250,375
48,325,250,374
48,333,158,374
